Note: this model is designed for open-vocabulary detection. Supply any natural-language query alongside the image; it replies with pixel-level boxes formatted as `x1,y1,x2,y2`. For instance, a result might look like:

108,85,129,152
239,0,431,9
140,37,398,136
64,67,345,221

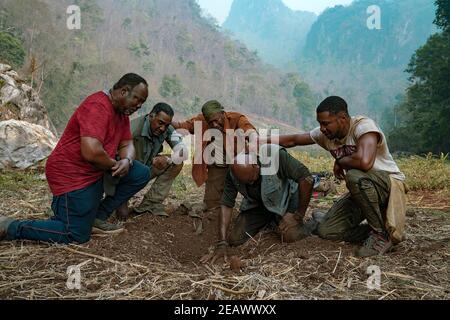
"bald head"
231,154,260,184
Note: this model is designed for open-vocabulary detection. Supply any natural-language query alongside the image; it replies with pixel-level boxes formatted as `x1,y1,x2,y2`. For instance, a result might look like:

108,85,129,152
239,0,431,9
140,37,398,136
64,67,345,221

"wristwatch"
124,157,134,167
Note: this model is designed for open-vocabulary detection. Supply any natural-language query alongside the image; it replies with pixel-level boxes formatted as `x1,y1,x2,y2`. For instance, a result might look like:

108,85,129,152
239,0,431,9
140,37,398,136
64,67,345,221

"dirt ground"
0,168,449,300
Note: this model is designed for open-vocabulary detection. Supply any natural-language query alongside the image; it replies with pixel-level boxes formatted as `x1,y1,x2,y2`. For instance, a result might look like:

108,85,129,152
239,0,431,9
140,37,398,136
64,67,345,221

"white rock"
0,120,57,169
5,70,20,81
0,67,57,136
21,83,32,94
0,85,21,105
0,64,12,73
0,73,17,87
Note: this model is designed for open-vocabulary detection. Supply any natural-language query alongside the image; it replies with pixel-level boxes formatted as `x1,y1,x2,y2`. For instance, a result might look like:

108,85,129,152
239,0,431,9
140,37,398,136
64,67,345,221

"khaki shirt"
131,114,184,166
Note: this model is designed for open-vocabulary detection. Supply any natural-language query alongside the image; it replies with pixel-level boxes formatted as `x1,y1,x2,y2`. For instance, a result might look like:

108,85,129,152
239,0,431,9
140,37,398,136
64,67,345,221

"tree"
434,0,450,31
293,82,316,129
159,75,183,98
388,1,450,154
122,17,132,30
0,31,25,68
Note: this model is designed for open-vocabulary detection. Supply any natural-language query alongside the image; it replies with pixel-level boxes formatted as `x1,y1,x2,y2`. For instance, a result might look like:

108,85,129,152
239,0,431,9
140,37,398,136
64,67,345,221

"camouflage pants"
134,163,184,214
316,169,391,243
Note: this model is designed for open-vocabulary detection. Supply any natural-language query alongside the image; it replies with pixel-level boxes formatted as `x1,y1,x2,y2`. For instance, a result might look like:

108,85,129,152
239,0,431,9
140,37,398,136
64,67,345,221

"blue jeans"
6,161,150,244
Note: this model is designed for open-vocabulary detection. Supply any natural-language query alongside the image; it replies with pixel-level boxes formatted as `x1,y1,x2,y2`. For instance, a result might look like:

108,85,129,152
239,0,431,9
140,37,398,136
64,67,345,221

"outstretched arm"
266,133,316,148
199,205,233,264
200,171,237,264
218,205,233,243
172,114,203,134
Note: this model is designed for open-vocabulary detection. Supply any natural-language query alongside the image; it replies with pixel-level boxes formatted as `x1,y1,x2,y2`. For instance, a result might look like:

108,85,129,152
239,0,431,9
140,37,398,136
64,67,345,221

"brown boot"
115,202,130,221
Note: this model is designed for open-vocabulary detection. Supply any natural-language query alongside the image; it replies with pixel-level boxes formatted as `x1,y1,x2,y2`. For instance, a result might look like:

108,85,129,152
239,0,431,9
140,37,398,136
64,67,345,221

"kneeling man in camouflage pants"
275,96,407,257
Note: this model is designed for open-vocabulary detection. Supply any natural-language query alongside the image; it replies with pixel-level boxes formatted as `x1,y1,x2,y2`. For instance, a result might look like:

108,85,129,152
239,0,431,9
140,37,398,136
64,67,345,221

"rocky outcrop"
0,63,58,169
0,120,57,169
0,63,56,134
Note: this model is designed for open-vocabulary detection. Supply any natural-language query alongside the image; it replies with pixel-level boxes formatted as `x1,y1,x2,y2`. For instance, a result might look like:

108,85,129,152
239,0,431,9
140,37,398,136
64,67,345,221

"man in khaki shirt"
273,96,407,257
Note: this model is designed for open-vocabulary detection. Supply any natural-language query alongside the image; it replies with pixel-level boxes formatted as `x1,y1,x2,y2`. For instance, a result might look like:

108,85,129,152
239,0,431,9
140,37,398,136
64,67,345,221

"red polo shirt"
45,91,132,196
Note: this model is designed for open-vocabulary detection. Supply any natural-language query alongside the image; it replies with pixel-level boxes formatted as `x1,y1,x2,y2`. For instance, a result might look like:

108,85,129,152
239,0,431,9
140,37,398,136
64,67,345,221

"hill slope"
223,0,317,68
0,0,316,131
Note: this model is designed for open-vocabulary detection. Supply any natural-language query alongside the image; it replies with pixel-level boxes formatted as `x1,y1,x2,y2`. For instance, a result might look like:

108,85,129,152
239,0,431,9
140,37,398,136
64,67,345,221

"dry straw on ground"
0,155,449,300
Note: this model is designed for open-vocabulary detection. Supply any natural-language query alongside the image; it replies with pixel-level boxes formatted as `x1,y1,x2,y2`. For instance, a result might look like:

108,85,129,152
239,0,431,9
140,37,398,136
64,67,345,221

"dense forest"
386,0,450,154
301,0,438,128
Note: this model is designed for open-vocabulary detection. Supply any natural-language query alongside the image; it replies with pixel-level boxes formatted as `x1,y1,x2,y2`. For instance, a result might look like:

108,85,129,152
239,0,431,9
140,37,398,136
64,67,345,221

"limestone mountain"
223,0,438,123
303,0,437,68
299,0,438,123
223,0,317,68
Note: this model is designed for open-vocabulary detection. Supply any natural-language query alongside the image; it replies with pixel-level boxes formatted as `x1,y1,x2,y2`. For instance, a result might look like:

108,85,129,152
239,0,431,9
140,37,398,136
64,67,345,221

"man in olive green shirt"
116,103,186,219
201,145,315,264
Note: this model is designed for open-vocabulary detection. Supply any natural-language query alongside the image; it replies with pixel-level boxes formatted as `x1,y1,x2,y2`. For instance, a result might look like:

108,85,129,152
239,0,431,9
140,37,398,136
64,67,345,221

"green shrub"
0,31,25,68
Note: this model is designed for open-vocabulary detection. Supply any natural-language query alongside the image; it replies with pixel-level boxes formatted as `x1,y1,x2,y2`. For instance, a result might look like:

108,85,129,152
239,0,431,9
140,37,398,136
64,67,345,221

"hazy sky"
197,0,355,24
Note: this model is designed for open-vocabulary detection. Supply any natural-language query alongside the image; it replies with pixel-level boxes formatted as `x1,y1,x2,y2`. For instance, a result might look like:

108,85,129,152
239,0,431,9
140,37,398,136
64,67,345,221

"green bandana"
202,100,224,121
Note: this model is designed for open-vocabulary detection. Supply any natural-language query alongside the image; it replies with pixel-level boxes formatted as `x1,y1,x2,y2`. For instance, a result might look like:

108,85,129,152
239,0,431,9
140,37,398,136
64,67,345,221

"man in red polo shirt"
0,73,151,244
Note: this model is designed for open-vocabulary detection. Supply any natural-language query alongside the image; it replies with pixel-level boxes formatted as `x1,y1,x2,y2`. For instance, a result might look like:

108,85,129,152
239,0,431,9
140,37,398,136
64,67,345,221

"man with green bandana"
116,102,187,219
173,100,257,217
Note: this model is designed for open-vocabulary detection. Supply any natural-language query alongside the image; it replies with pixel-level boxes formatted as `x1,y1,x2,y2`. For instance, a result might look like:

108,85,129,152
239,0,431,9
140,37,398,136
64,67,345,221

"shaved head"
231,154,260,184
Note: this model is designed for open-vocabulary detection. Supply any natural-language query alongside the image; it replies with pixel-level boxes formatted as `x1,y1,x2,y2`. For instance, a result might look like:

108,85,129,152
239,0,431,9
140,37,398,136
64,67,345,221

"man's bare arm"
200,205,234,264
337,133,378,172
297,177,314,222
80,137,117,170
118,140,135,161
219,205,233,242
266,133,316,148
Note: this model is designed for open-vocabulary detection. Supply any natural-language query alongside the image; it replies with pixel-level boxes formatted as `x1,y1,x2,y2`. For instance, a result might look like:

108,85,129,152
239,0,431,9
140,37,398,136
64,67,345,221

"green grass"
2,152,448,201
290,151,449,192
397,153,450,191
0,170,43,192
290,150,334,173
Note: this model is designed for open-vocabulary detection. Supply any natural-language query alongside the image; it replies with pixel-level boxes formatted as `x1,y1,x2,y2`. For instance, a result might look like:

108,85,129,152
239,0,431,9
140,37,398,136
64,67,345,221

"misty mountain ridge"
224,0,438,124
223,0,317,68
303,0,438,68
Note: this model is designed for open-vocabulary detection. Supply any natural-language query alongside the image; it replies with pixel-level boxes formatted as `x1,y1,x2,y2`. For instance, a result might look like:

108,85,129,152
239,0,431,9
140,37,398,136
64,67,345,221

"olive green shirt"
131,114,184,166
222,149,311,210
